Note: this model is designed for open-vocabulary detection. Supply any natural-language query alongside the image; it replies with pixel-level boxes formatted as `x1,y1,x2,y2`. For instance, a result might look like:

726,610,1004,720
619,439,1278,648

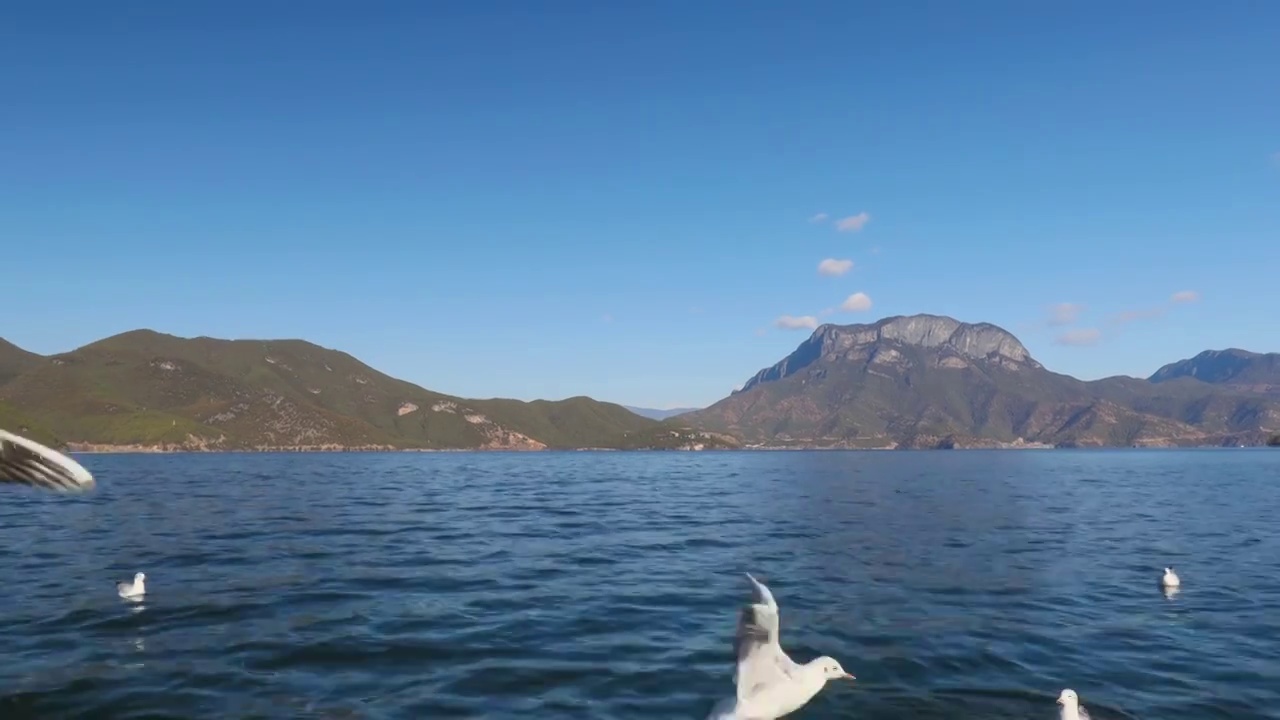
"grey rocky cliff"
736,314,1040,394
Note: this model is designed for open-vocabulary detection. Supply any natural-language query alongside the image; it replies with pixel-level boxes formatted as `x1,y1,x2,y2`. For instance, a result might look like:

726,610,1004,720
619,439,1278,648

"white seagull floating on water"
706,573,854,720
0,429,95,493
1162,567,1180,588
1057,688,1091,720
117,572,146,600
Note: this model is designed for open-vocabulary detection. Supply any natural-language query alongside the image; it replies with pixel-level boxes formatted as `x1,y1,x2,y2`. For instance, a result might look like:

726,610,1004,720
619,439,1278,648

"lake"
0,450,1276,719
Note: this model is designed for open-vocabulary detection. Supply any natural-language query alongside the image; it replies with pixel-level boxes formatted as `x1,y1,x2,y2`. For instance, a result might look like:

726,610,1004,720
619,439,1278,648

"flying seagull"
706,573,854,720
0,429,96,493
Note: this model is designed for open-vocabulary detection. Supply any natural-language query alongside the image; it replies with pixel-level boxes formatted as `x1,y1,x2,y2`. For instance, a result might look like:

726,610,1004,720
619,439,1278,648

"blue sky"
3,2,1277,409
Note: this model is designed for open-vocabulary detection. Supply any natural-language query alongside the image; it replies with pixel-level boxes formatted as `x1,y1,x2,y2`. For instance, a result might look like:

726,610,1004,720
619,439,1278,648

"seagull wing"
734,573,802,701
1078,705,1091,720
0,430,95,492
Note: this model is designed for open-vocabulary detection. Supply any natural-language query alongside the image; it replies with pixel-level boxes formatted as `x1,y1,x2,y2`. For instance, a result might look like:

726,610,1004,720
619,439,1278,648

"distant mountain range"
1148,348,1280,395
0,331,735,452
4,317,1279,452
678,314,1280,448
622,405,702,421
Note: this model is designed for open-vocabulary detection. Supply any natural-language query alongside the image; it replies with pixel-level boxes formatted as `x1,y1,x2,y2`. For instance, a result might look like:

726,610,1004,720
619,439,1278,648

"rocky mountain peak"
819,314,1034,362
736,314,1039,394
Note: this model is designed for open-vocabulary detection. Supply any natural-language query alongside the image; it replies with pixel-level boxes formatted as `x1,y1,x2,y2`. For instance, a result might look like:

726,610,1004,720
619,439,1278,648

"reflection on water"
0,450,1277,719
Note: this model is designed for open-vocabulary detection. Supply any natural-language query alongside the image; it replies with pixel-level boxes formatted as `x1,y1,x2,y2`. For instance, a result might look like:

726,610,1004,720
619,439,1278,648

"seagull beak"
843,672,856,680
1056,699,1064,706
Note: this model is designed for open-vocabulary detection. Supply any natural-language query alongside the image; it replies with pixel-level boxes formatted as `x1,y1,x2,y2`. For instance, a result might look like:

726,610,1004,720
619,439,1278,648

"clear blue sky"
3,2,1278,409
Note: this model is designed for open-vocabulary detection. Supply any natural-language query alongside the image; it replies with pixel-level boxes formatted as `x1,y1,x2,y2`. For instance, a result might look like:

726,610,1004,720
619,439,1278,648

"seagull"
1162,567,1180,588
706,573,854,720
0,429,95,493
1057,688,1091,720
117,572,146,600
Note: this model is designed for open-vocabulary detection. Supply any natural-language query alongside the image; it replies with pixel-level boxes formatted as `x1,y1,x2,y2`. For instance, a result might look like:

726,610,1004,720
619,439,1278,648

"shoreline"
63,443,1275,455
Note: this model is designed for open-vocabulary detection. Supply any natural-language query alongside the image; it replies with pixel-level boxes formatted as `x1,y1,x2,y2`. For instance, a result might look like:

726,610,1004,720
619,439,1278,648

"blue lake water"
0,450,1277,719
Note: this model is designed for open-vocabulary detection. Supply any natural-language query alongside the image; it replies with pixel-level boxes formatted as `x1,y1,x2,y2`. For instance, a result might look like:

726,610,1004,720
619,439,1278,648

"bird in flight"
0,429,96,493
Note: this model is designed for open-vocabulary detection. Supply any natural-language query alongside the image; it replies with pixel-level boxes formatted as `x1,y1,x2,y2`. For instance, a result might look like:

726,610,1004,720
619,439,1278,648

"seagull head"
816,656,855,681
135,572,146,583
1057,689,1078,707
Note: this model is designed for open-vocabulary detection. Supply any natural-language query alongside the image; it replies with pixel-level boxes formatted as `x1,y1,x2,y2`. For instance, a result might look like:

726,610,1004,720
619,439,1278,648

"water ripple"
0,449,1277,718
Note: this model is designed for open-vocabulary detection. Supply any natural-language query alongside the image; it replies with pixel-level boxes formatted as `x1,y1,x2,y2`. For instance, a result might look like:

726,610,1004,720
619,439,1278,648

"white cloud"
1054,328,1101,346
1046,302,1082,327
836,212,871,232
1111,307,1166,325
809,212,829,223
839,292,872,312
817,258,854,276
774,314,819,330
1107,291,1197,326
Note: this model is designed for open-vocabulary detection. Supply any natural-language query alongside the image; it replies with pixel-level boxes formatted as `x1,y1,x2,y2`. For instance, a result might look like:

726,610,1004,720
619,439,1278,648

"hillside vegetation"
0,330,735,452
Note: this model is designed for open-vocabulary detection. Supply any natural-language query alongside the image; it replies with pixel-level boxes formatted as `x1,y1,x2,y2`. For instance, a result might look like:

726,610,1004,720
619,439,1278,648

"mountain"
1149,349,1280,394
680,314,1280,448
0,338,41,386
0,330,736,452
622,405,702,421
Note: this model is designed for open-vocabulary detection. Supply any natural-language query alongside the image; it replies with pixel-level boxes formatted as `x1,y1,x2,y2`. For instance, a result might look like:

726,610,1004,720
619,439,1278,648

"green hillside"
0,330,733,451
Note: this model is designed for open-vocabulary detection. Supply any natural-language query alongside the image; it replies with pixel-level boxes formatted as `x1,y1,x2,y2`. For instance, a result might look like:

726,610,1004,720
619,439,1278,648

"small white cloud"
836,212,871,232
1054,328,1101,346
817,258,854,276
1170,290,1200,304
839,292,872,312
774,314,819,330
809,212,829,223
1111,307,1166,325
1046,302,1082,327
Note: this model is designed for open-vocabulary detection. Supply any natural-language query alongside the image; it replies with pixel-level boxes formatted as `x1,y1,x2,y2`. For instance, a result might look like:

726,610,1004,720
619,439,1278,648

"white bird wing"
733,573,802,701
1078,705,1091,720
0,430,95,492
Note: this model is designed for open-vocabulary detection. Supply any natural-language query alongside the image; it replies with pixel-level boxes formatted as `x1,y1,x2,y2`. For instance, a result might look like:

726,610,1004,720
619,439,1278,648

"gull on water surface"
1162,567,1180,588
1057,688,1091,720
0,429,95,493
118,572,146,600
706,573,854,720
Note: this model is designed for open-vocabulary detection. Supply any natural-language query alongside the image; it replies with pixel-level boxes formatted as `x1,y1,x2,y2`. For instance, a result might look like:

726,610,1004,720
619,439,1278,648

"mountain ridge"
735,314,1041,396
5,317,1279,452
1149,348,1280,394
0,330,734,452
681,314,1280,448
622,405,702,420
